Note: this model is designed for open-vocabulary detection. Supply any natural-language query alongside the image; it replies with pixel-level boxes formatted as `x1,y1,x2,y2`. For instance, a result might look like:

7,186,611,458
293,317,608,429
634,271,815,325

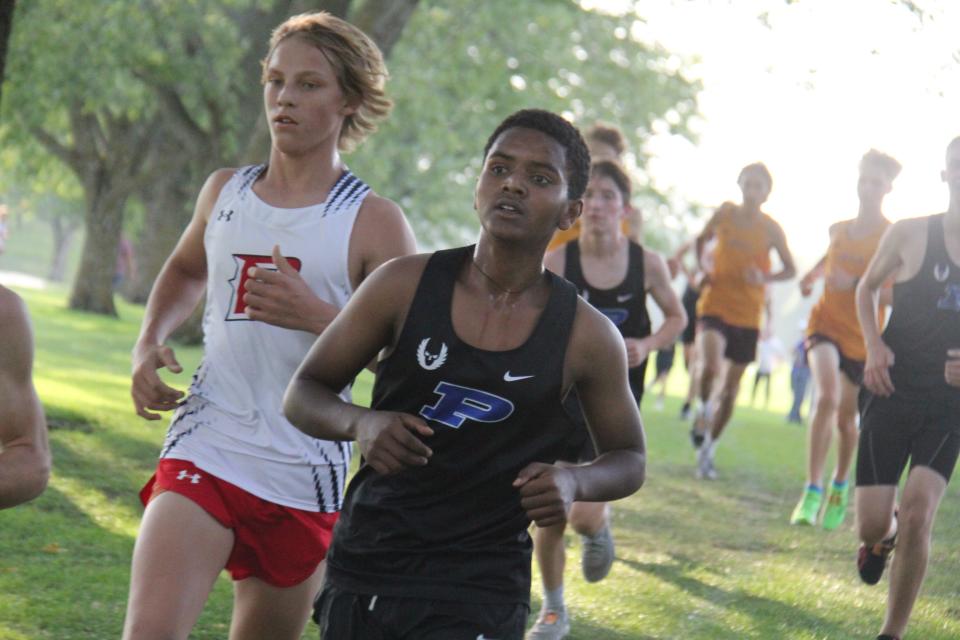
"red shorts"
140,458,339,588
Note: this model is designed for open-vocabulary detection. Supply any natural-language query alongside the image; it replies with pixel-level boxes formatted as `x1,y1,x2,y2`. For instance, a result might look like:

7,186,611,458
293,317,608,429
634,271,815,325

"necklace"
471,259,543,295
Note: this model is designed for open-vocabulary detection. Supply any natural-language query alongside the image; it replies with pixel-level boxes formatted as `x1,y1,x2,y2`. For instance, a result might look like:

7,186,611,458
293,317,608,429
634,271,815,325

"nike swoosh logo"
617,293,633,302
503,371,534,382
476,635,499,640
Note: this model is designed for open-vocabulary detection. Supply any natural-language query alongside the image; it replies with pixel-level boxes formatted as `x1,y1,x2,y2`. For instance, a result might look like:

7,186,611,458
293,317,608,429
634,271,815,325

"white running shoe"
526,607,570,640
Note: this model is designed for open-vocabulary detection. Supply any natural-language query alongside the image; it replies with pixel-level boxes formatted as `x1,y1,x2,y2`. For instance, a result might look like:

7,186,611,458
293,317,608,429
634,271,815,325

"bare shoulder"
569,297,622,360
196,168,238,223
0,286,28,332
356,252,432,300
0,286,32,376
356,192,407,231
350,191,417,280
827,220,847,238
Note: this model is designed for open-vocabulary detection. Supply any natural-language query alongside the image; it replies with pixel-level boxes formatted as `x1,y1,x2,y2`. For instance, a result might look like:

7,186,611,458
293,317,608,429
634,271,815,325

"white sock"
543,585,565,612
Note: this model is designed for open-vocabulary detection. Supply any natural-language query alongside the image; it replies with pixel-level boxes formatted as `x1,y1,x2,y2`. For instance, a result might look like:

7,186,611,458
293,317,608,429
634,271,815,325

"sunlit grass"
1,286,957,639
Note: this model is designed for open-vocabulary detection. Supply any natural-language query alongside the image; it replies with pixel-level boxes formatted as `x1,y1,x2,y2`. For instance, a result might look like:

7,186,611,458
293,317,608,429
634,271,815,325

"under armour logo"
934,263,951,283
176,469,202,484
217,209,234,222
417,338,448,371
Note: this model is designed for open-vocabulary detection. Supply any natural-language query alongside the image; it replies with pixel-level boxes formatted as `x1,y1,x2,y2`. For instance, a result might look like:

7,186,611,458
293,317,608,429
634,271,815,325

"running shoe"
526,607,570,640
695,444,717,480
821,483,849,531
789,488,822,526
876,635,900,640
581,525,615,583
858,532,897,585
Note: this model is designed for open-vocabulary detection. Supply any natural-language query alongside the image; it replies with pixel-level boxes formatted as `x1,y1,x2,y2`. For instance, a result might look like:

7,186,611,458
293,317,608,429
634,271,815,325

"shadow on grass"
620,554,854,639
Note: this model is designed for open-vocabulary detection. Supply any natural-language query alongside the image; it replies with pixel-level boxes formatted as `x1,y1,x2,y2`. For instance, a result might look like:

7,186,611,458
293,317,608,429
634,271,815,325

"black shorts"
681,286,700,345
655,345,676,376
314,583,529,640
805,333,865,386
856,391,960,486
698,315,759,365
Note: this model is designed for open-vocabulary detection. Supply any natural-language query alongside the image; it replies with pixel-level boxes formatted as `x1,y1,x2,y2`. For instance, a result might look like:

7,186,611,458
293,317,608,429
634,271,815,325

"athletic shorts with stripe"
856,393,960,486
140,458,338,587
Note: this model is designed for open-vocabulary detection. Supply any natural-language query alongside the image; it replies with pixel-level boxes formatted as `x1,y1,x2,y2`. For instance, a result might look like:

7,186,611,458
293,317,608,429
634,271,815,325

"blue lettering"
419,382,514,429
937,284,960,312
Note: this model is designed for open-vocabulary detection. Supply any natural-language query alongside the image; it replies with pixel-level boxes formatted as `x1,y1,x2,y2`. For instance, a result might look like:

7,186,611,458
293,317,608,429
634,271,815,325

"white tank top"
160,165,369,512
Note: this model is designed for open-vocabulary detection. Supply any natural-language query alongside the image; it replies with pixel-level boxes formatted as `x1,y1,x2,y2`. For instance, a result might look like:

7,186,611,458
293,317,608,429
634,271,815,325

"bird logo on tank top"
934,262,950,283
225,253,303,321
416,338,448,371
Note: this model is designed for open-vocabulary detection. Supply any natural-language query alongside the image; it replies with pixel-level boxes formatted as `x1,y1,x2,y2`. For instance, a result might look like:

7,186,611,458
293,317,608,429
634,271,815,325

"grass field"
0,280,958,639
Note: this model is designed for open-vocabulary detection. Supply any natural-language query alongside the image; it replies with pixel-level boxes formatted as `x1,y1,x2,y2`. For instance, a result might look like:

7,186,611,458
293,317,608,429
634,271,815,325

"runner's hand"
946,349,960,388
799,275,814,297
826,266,857,292
244,245,337,334
513,463,576,527
744,266,765,285
624,337,651,368
863,339,896,397
356,412,433,475
131,343,184,420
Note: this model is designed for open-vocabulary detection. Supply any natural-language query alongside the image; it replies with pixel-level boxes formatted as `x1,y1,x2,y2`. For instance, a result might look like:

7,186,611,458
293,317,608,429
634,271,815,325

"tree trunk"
128,170,194,304
47,217,78,282
0,0,16,107
68,183,126,316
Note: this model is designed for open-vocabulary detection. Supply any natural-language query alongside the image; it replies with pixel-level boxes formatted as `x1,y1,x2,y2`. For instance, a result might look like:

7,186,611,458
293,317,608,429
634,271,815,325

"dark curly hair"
482,109,591,200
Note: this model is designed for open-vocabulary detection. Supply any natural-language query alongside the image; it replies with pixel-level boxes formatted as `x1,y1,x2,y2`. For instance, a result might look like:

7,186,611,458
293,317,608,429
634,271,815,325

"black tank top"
325,245,579,604
883,214,960,403
564,240,651,400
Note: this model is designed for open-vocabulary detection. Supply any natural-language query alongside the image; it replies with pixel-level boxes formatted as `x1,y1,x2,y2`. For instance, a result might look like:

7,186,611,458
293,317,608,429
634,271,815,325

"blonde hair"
262,12,392,151
860,149,902,182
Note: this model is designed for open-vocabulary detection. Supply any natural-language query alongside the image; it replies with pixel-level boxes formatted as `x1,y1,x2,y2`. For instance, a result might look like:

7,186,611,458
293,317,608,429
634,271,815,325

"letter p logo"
419,382,514,429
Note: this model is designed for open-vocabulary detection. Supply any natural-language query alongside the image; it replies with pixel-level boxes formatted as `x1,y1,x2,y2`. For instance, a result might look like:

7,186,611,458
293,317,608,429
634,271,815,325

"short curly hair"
860,149,902,182
585,122,627,158
483,109,591,200
591,160,631,202
262,12,392,152
738,162,773,190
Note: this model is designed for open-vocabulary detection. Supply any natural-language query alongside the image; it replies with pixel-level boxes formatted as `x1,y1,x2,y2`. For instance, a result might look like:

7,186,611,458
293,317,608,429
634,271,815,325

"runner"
547,122,639,251
529,159,685,639
284,109,646,640
123,13,415,639
853,136,960,640
790,149,899,529
691,162,796,479
0,285,49,509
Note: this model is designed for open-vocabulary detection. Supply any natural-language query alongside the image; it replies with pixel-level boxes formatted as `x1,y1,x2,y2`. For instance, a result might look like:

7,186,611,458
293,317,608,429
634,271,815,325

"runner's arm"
766,219,797,282
284,256,434,474
856,223,905,396
799,253,827,296
131,169,232,420
643,250,686,350
513,303,645,526
0,289,49,509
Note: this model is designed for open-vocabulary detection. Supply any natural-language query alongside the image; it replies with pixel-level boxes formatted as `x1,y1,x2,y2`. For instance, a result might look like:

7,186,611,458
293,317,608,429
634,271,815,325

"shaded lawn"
0,284,957,639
